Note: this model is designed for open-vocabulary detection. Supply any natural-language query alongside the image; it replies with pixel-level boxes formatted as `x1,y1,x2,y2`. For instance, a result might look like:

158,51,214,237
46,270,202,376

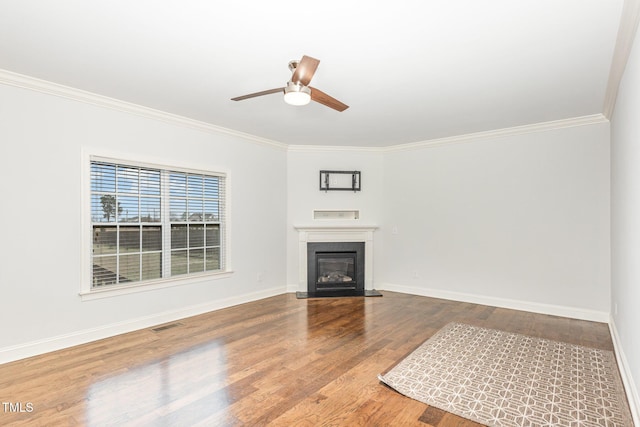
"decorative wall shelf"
319,170,361,192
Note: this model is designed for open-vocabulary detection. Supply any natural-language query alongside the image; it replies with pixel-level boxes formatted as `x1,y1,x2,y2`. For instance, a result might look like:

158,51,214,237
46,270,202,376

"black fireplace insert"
307,242,365,297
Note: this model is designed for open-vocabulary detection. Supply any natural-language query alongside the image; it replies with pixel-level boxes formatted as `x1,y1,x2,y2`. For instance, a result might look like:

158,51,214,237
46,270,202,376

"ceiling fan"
231,55,349,112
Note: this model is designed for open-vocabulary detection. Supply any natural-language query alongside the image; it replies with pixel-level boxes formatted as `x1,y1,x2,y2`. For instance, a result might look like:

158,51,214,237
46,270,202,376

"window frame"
80,152,232,301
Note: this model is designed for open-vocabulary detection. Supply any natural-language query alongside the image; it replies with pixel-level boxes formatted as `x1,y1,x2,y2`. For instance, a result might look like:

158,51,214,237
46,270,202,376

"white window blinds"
90,159,226,289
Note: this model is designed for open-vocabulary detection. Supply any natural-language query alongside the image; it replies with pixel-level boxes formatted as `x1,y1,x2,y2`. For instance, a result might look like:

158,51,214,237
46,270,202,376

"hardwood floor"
0,291,615,426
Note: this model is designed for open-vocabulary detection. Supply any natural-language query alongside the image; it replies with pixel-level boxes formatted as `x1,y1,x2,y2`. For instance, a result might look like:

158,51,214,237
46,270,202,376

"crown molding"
287,144,385,153
1,69,609,154
287,114,609,154
0,69,288,151
603,0,640,118
382,114,609,153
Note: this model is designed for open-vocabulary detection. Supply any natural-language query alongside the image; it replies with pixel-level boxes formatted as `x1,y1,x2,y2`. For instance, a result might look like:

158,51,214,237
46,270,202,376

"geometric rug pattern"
378,323,633,427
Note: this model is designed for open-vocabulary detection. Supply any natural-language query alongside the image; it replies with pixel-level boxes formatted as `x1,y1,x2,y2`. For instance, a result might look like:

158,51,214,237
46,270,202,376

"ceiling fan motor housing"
288,60,299,72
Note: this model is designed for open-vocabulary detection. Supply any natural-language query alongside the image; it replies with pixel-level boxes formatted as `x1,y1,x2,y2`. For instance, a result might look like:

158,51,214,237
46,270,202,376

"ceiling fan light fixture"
284,82,311,106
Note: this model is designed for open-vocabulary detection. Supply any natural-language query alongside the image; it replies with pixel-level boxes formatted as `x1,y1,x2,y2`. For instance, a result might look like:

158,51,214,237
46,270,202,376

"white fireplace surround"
294,225,378,292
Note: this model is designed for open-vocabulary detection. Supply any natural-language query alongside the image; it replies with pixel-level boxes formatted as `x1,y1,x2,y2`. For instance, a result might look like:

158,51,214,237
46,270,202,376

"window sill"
79,270,234,301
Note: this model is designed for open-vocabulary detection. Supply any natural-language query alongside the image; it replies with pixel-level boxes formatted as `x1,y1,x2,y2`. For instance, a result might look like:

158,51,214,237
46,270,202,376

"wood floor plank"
0,291,616,426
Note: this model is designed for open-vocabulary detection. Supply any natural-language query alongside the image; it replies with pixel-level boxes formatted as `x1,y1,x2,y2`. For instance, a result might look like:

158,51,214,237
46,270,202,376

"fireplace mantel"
294,224,378,292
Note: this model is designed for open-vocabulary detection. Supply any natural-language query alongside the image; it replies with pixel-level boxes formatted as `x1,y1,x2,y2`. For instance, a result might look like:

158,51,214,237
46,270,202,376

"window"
90,159,226,290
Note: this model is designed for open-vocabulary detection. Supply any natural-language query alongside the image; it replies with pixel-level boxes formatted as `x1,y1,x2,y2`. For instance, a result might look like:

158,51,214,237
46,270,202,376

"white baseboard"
0,286,285,365
0,283,612,364
378,282,609,323
609,317,640,426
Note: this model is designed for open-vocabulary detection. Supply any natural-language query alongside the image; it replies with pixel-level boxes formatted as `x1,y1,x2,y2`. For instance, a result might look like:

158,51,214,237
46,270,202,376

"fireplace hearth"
306,242,365,297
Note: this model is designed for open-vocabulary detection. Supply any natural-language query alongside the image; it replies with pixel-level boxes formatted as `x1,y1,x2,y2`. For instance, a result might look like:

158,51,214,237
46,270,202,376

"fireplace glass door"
316,252,356,289
306,241,364,297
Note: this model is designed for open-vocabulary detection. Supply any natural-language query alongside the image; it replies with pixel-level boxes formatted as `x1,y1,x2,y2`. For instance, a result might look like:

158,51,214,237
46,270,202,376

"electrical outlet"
412,271,418,279
257,273,263,282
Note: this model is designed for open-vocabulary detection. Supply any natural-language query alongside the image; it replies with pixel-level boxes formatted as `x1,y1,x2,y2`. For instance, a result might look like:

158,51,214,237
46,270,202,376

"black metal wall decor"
319,170,361,192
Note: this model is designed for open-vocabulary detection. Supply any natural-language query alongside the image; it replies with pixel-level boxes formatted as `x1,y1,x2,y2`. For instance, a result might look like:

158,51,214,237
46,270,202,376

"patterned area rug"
378,323,633,426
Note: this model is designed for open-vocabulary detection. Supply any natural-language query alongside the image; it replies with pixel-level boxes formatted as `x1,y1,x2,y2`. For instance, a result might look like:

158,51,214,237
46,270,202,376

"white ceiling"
0,1,629,147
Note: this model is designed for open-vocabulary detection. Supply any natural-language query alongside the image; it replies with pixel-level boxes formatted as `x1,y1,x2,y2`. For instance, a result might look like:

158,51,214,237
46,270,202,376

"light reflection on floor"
86,340,228,425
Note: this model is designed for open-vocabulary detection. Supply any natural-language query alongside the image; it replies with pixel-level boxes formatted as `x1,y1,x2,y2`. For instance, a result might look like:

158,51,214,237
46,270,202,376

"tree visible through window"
90,160,225,288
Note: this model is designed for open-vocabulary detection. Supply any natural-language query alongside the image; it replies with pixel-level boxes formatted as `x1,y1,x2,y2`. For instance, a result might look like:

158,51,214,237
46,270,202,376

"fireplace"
294,225,380,298
307,242,365,297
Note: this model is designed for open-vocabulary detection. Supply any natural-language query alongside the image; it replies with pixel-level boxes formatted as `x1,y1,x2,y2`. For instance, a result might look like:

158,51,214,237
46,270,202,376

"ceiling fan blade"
231,87,284,101
291,55,320,86
310,87,349,112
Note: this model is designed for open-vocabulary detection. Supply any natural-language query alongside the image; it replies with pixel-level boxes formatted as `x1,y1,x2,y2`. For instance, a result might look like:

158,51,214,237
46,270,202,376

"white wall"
286,148,385,290
380,124,611,320
0,83,288,362
284,126,611,322
611,19,640,419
